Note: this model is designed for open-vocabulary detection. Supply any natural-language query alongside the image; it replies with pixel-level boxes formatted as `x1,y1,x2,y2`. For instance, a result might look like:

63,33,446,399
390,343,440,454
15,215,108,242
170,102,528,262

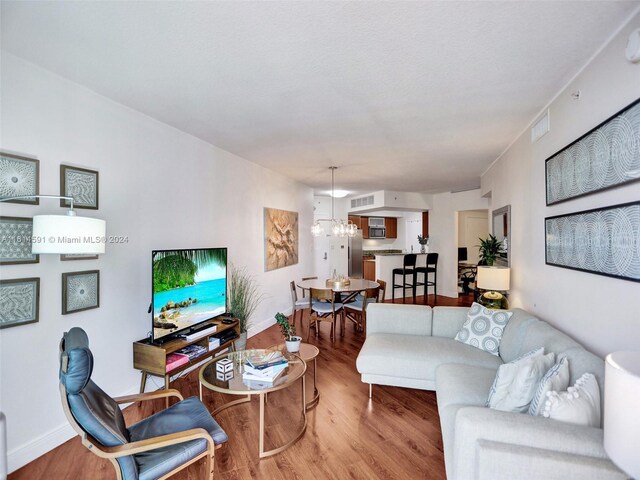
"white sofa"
355,303,625,480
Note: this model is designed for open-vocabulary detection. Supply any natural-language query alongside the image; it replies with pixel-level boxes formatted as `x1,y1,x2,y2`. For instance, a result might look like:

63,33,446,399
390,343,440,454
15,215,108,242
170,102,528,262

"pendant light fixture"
311,167,357,238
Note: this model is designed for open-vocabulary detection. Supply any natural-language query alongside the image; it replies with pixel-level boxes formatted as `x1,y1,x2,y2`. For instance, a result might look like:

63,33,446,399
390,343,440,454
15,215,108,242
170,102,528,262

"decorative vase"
420,244,426,254
285,336,302,353
235,331,248,351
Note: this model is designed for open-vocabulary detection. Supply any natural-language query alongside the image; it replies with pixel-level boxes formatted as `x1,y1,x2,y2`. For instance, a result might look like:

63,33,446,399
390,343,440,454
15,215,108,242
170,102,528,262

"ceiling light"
311,167,357,238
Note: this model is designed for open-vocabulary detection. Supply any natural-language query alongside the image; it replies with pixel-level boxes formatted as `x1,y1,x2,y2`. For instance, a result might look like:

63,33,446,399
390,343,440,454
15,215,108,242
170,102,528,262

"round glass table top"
199,348,306,395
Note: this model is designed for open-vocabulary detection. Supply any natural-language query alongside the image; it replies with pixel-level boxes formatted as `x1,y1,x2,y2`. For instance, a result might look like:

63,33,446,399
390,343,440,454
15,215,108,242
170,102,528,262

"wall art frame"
545,97,640,206
0,151,40,204
264,207,299,272
545,201,640,283
0,216,39,265
60,253,99,261
62,269,100,314
0,277,40,329
60,165,99,210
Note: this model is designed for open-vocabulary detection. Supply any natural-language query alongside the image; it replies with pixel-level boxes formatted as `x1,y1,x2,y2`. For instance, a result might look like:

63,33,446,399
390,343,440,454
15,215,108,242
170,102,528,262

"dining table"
296,278,380,304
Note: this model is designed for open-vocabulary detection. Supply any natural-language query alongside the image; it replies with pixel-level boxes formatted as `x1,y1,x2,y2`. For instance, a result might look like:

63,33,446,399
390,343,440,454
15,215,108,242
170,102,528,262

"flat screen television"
152,247,227,343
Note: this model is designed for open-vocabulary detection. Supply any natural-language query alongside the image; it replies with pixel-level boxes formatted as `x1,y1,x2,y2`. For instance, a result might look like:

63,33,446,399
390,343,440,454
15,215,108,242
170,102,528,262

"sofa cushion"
543,373,601,428
454,303,512,356
499,308,539,363
356,334,502,384
517,320,581,359
487,349,556,413
432,307,469,338
529,356,570,416
436,364,498,479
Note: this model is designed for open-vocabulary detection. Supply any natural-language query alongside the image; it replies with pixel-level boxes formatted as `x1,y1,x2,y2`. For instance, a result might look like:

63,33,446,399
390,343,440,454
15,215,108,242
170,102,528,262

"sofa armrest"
366,303,432,336
453,406,623,480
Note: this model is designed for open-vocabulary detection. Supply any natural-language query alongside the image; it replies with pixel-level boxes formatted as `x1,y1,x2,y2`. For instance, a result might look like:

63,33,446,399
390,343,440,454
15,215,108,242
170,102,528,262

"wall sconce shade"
604,351,640,478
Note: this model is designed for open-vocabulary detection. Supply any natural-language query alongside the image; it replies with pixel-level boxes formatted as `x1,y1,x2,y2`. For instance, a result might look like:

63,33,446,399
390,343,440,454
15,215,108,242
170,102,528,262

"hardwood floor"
10,294,471,480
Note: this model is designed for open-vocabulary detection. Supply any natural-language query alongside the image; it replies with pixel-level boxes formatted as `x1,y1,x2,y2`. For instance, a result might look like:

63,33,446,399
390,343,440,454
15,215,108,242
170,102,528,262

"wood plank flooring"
10,293,471,480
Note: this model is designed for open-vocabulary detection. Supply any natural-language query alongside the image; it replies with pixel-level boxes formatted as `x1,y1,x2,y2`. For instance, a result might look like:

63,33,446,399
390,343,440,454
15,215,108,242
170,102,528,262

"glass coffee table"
199,349,307,458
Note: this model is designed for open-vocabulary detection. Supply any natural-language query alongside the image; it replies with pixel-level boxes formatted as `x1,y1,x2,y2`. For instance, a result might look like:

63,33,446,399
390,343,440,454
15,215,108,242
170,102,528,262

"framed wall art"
545,201,640,282
0,216,39,265
60,165,99,210
0,277,40,329
545,98,640,206
264,207,299,271
0,152,39,204
60,253,99,261
62,270,100,314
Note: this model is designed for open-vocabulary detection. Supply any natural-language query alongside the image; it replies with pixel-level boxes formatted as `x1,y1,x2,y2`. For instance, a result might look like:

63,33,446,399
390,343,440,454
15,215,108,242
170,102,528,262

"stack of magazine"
176,344,207,360
243,351,288,384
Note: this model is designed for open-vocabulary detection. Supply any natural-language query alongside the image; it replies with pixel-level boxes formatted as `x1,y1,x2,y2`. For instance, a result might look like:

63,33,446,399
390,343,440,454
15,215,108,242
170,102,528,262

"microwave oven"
369,227,386,239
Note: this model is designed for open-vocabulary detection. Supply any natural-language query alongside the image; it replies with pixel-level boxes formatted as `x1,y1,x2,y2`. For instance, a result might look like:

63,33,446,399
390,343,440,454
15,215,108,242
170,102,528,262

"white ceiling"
1,1,638,195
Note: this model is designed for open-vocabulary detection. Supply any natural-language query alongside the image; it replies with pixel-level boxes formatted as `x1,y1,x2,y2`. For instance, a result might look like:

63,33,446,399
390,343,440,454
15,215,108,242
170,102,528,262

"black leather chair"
59,327,227,480
391,254,417,303
414,253,439,305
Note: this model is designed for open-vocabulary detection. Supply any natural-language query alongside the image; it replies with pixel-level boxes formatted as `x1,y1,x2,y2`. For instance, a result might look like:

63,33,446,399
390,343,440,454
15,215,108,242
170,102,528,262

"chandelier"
311,167,357,237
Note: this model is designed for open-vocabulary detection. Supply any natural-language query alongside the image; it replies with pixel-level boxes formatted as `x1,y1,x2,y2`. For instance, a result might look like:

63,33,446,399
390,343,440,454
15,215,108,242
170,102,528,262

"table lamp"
604,351,640,479
476,266,510,309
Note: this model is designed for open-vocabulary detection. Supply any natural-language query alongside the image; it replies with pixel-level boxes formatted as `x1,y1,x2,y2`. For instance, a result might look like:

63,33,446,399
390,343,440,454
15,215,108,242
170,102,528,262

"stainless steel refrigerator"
348,230,363,278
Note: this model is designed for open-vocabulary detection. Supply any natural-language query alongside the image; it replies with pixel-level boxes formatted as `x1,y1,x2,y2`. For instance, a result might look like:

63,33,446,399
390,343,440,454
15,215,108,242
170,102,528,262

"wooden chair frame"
344,286,380,334
60,386,221,480
307,288,343,341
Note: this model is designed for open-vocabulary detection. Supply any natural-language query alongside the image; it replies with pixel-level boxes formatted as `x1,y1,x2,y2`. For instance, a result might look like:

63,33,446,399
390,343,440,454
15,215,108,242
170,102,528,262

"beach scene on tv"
153,248,227,340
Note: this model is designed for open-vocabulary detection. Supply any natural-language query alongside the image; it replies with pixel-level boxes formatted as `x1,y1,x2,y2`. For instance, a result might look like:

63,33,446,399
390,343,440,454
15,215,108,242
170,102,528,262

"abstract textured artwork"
60,165,99,209
546,98,640,205
62,270,100,314
264,207,298,271
545,202,640,282
0,278,40,329
0,216,39,265
0,152,39,204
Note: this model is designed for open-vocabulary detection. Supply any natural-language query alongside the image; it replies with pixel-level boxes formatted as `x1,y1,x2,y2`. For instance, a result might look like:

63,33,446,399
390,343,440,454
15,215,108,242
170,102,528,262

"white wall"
481,12,640,358
0,53,314,472
430,189,489,297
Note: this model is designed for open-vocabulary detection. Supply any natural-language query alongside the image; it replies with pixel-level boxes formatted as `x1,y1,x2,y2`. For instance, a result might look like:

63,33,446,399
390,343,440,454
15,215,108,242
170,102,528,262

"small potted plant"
477,234,506,266
417,234,429,254
275,312,302,353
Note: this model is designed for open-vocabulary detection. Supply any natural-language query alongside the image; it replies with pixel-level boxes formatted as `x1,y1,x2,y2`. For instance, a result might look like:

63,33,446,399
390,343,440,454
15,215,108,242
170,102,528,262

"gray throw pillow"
454,302,513,356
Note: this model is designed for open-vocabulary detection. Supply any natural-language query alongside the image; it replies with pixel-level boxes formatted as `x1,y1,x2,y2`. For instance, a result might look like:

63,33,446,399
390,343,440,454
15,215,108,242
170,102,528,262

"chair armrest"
453,406,620,480
112,389,184,404
366,303,432,336
98,427,214,458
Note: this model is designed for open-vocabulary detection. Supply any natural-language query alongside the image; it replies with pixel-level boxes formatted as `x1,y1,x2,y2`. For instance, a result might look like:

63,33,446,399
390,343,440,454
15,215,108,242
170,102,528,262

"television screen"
152,247,227,342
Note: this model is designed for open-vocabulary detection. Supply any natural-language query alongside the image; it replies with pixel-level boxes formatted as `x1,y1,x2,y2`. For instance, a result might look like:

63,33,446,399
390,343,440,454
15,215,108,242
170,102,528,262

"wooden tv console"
132,317,240,398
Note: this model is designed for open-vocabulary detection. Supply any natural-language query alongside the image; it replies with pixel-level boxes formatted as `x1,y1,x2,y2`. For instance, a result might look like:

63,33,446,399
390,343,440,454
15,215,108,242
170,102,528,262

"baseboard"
7,422,76,473
247,307,292,338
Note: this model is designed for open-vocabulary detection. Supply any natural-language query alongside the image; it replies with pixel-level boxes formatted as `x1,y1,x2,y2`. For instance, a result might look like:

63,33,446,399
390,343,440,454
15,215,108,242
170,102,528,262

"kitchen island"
374,253,428,301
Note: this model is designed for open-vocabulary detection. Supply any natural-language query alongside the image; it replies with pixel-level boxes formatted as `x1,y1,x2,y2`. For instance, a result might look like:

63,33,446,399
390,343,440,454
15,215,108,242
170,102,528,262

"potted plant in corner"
477,234,506,266
228,264,265,351
275,312,302,353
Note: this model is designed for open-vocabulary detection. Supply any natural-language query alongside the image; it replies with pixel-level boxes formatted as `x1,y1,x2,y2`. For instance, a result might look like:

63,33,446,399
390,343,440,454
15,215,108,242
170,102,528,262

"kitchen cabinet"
384,217,398,238
361,216,369,238
363,259,376,281
348,215,362,230
422,211,429,238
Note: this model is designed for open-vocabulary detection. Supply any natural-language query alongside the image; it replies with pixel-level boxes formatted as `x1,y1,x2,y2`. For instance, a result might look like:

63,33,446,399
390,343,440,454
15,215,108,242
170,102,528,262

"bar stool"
392,254,417,303
414,253,438,305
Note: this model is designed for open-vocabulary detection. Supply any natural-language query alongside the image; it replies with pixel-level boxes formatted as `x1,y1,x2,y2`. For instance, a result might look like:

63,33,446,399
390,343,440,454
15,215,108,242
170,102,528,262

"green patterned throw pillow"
454,302,513,356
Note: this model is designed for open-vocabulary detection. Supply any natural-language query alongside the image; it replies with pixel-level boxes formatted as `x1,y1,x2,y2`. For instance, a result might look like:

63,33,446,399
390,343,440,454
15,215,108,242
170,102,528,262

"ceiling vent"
351,195,375,208
531,110,550,143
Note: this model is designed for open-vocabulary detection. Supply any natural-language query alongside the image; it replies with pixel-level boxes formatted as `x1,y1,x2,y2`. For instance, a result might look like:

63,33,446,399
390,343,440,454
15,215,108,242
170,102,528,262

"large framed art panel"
545,201,640,282
264,207,299,271
545,98,640,206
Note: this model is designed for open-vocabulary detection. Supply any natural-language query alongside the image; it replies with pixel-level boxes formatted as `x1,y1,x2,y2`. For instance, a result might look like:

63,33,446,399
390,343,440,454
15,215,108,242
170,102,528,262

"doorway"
457,209,489,296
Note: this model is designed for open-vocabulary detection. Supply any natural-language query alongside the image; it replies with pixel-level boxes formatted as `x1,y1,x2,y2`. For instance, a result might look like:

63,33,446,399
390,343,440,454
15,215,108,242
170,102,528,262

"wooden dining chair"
307,288,343,341
290,281,310,328
376,279,387,302
343,286,380,334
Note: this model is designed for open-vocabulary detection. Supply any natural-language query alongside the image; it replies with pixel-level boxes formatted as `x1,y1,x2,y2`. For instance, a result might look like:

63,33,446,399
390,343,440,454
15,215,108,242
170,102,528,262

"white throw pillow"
487,347,556,413
454,302,513,356
542,372,601,427
528,355,570,416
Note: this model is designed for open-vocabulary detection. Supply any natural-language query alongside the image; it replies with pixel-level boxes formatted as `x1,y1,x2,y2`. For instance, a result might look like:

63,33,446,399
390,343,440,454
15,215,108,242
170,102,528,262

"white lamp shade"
32,215,106,254
604,351,640,478
476,266,510,291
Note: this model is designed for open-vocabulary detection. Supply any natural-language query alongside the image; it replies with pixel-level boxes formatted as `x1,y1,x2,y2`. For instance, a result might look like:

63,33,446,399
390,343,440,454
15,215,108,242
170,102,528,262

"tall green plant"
477,234,505,266
228,264,265,333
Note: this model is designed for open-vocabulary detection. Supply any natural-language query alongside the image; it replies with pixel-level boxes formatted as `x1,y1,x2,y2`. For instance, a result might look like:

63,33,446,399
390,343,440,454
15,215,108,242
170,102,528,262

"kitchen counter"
375,253,428,300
